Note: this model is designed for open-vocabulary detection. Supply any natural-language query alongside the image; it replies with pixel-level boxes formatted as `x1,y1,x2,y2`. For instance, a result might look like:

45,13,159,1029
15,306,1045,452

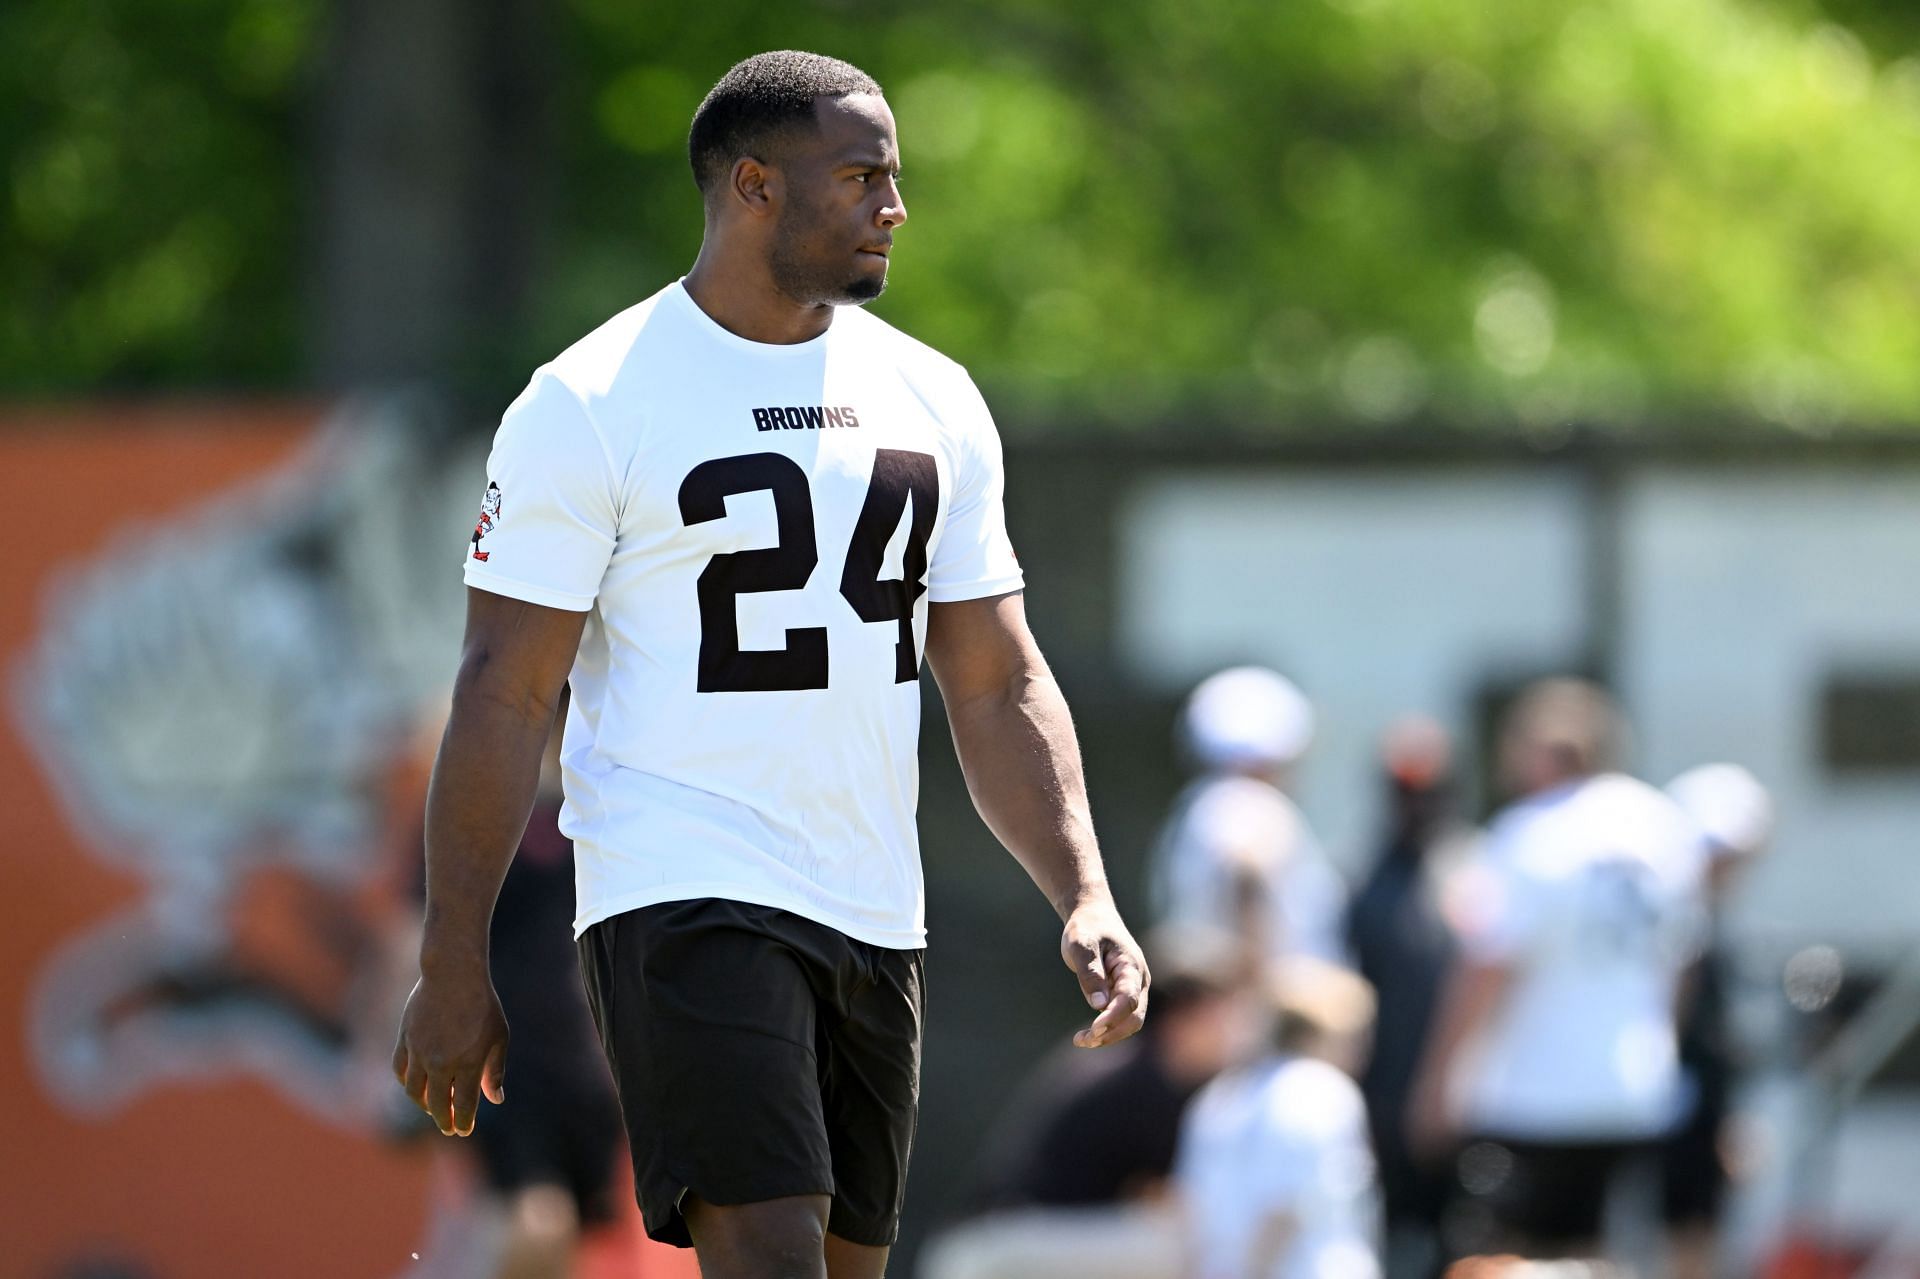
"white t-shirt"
1151,775,1351,965
1453,773,1707,1140
463,280,1023,948
1177,1056,1381,1279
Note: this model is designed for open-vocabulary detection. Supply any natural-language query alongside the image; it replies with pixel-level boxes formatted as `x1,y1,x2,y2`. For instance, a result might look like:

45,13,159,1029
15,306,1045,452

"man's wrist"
1053,881,1116,921
417,931,489,980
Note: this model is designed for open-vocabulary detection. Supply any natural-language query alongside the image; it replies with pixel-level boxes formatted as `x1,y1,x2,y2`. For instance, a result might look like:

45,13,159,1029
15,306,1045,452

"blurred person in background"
1175,955,1382,1279
1662,764,1773,1279
1407,679,1706,1265
917,930,1244,1279
1151,666,1350,969
381,693,631,1279
1347,716,1476,1279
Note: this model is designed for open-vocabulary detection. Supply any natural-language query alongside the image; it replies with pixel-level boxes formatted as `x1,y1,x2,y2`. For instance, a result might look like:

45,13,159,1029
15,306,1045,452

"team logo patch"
471,481,502,561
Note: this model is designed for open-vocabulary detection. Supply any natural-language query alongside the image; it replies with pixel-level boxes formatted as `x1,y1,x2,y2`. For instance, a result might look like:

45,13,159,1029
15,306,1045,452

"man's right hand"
392,967,509,1137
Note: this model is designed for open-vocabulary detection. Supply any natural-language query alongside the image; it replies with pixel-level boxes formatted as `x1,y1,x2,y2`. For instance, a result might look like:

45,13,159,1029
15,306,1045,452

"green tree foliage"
4,0,1917,433
0,0,318,390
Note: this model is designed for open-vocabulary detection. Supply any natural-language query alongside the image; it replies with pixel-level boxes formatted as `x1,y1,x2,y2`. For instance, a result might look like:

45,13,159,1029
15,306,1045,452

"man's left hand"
1061,901,1149,1048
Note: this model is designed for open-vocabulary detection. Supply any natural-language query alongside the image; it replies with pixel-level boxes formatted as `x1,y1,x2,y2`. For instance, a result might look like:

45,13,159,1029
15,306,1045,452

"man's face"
767,93,907,307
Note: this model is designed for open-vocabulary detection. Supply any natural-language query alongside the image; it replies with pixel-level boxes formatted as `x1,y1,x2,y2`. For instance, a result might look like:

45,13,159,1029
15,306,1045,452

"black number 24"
677,449,938,692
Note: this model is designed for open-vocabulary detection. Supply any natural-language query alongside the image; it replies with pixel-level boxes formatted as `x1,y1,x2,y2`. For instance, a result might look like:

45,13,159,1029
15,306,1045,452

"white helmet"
1180,666,1314,772
1667,763,1773,860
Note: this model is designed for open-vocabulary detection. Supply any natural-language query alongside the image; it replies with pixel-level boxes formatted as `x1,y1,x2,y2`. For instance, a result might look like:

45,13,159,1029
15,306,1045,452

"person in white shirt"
915,929,1246,1279
1151,666,1350,969
1177,955,1383,1279
390,50,1150,1279
1408,679,1706,1262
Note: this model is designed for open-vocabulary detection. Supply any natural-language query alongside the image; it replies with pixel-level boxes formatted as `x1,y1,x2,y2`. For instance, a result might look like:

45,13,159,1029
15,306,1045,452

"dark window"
1821,675,1920,774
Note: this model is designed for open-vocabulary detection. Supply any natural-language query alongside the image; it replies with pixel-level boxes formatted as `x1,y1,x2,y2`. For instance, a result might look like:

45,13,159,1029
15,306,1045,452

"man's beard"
769,207,887,307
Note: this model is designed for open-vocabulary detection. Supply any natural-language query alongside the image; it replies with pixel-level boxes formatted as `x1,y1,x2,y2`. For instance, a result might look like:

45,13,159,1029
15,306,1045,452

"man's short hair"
688,51,882,194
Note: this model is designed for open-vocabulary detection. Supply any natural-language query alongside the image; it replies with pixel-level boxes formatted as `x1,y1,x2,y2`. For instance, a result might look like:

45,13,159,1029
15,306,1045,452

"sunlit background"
7,1,1920,1276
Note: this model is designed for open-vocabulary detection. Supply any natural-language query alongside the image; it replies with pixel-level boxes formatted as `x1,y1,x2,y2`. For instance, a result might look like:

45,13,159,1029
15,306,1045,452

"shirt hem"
464,566,598,612
925,572,1025,604
573,883,928,951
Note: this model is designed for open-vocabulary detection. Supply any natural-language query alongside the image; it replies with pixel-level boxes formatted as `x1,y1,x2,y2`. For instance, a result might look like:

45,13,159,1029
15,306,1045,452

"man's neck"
684,248,835,345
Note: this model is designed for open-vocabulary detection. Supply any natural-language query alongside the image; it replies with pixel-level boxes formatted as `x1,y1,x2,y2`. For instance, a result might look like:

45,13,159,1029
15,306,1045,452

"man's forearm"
945,662,1110,919
419,664,558,974
1409,960,1511,1143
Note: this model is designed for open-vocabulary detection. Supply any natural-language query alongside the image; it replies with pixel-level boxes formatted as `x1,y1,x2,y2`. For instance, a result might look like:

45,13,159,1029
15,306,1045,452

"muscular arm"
924,591,1148,1047
394,587,587,1135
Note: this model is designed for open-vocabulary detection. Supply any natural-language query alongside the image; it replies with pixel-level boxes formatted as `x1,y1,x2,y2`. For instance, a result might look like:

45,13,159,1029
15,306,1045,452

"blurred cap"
1181,666,1314,772
1667,763,1773,860
1265,954,1375,1039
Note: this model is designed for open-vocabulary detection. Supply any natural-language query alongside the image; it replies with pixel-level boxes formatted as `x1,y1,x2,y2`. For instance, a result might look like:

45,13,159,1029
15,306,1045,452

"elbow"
451,642,561,728
949,664,1051,731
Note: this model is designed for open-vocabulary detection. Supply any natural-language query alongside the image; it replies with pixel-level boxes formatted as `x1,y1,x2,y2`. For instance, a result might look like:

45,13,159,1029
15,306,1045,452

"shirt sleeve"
1453,841,1546,965
926,374,1024,603
1171,1086,1218,1195
462,370,619,611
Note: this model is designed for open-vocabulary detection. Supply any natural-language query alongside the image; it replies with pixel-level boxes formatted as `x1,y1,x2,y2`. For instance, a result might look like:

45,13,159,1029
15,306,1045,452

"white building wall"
1618,469,1920,955
1118,463,1920,954
1119,469,1588,868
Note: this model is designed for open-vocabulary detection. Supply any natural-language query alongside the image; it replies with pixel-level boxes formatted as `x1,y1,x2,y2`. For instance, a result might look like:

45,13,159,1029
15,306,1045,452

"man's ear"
730,156,781,218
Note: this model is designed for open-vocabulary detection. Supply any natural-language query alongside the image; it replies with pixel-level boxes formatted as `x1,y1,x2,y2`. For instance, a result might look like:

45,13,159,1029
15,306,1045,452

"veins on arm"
925,591,1108,919
419,589,587,967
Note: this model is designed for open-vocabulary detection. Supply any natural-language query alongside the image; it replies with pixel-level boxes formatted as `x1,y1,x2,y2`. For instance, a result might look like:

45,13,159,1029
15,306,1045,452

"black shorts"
577,898,925,1250
1449,1137,1656,1251
1660,1105,1728,1226
473,888,626,1225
